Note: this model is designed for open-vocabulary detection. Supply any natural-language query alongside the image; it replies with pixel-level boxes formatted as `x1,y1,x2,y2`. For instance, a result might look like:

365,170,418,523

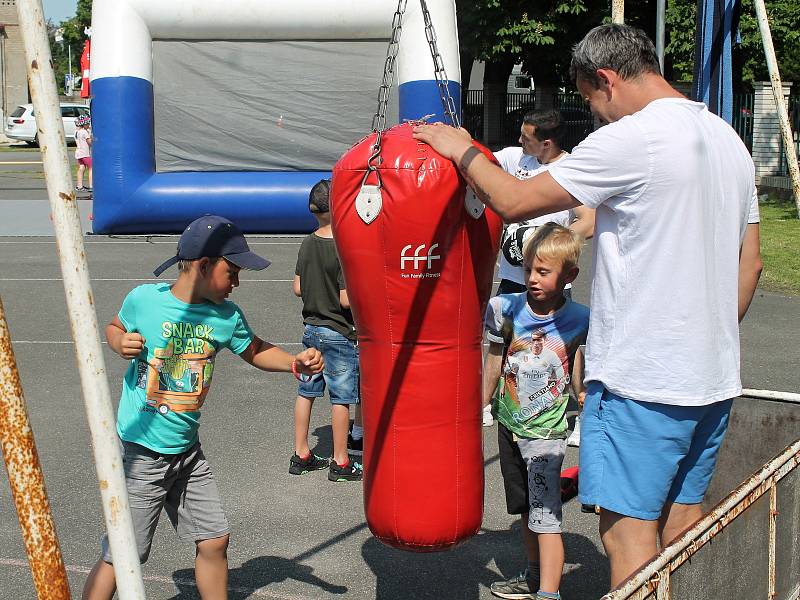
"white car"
4,102,90,146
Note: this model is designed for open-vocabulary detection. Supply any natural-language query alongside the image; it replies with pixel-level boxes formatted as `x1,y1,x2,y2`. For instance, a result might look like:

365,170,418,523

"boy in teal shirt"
83,215,323,600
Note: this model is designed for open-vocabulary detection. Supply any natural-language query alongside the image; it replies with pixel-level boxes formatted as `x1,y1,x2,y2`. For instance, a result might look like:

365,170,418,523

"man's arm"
482,342,504,410
571,345,586,408
738,223,762,322
105,315,144,359
570,205,596,239
412,124,580,222
238,336,323,375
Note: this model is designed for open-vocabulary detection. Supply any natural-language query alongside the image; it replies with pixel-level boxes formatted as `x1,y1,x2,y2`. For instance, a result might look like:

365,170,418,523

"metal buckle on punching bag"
356,164,383,224
464,186,485,219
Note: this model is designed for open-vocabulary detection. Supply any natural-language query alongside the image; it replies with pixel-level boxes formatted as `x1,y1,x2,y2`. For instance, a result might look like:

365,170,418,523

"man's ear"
197,257,210,275
595,68,616,97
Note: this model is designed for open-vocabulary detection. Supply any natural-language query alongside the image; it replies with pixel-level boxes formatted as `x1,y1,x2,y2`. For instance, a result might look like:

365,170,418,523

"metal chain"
370,0,408,176
419,0,460,129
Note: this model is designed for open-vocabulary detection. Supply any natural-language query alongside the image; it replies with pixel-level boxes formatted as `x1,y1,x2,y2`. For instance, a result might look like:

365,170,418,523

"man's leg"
659,501,703,546
82,560,116,600
599,509,659,589
195,535,229,600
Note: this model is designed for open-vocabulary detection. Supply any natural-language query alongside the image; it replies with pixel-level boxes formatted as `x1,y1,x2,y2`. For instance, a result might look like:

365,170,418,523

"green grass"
0,144,38,151
758,197,800,295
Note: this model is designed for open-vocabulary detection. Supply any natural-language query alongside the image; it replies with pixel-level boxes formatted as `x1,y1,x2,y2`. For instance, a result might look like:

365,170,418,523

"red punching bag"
331,123,502,551
79,40,91,99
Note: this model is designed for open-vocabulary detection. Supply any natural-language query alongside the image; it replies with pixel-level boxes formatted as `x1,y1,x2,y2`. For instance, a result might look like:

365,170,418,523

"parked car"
4,102,90,146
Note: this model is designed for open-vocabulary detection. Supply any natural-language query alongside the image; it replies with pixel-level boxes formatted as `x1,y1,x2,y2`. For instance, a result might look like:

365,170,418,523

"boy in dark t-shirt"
291,179,362,481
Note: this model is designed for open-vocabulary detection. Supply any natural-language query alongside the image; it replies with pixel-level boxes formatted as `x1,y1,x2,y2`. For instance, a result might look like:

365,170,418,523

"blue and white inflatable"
90,0,461,233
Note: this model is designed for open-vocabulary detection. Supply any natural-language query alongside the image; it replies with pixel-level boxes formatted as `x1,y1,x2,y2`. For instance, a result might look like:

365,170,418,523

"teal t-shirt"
485,293,589,439
116,283,254,453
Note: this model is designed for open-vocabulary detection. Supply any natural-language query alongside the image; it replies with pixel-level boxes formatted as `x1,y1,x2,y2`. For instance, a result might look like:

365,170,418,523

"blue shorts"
578,382,733,520
298,324,359,405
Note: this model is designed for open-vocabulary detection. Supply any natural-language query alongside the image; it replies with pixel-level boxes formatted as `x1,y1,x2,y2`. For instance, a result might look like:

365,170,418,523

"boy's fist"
295,348,324,375
119,333,145,359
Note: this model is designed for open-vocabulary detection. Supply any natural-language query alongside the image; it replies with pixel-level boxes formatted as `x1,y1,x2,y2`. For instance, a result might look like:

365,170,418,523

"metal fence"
463,89,757,154
732,92,755,152
778,94,800,176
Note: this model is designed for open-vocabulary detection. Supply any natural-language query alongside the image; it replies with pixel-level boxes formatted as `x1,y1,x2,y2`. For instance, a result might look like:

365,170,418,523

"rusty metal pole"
14,0,147,597
0,296,70,598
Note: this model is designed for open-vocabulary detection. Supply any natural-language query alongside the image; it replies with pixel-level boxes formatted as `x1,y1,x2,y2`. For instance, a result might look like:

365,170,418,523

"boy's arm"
571,345,586,408
292,275,302,298
570,205,595,240
238,336,323,375
105,315,145,359
339,289,350,309
482,342,504,409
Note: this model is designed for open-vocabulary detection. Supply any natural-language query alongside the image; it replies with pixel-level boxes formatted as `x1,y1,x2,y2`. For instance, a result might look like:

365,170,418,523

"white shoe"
482,405,494,427
567,414,581,447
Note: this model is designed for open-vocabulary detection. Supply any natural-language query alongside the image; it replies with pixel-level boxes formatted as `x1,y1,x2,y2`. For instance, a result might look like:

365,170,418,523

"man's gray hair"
570,24,661,86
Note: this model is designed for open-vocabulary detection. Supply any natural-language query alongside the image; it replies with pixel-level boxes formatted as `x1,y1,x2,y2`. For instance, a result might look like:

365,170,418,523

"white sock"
351,424,364,440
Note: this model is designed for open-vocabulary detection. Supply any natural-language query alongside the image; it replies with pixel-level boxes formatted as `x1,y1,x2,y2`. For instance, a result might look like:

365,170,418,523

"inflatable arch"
90,0,461,233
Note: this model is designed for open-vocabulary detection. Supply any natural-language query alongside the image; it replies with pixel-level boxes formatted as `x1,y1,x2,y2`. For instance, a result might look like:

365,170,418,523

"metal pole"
67,44,72,96
656,0,666,74
0,297,70,599
753,0,800,217
612,0,624,24
14,0,147,598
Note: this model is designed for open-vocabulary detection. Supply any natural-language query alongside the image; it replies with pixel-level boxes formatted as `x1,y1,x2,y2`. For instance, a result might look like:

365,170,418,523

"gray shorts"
516,437,567,534
101,440,229,564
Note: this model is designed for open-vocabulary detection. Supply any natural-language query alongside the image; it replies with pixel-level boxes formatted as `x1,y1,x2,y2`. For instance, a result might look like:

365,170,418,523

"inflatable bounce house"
90,0,461,233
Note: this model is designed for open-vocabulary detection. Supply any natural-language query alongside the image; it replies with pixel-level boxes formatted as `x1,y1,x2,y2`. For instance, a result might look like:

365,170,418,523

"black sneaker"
347,433,363,455
328,459,363,482
289,453,330,475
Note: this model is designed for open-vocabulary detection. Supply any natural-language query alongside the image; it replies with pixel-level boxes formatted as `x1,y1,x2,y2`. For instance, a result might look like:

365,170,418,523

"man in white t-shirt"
493,109,595,296
415,24,763,591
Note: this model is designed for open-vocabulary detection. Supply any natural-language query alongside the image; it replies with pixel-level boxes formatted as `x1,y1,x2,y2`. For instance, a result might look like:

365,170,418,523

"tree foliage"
49,0,92,95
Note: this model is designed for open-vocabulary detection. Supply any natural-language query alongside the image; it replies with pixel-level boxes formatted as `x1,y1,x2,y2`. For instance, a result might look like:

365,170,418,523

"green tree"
666,0,800,86
49,0,92,95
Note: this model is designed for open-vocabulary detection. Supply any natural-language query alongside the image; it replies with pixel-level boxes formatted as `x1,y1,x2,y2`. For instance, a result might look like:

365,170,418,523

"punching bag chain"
371,0,408,165
419,0,461,129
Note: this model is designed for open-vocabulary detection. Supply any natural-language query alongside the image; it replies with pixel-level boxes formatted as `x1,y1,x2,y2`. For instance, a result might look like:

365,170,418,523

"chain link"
369,0,460,178
370,0,408,174
419,0,460,129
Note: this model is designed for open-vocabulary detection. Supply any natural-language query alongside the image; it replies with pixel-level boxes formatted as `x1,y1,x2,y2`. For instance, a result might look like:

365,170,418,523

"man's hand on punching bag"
412,123,473,163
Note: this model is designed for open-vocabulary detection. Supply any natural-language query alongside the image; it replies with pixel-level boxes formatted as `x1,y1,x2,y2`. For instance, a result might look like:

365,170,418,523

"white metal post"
14,0,147,598
753,0,800,216
612,0,624,24
656,0,666,74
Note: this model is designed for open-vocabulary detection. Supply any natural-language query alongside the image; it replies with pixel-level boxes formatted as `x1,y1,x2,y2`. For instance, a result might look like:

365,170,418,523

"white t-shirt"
494,147,573,285
548,98,759,406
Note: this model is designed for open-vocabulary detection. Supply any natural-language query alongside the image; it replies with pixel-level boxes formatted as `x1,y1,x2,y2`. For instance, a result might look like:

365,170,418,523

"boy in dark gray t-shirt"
291,179,363,481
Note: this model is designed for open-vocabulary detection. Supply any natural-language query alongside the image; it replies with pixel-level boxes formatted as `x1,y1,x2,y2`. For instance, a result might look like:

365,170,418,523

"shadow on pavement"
169,554,348,599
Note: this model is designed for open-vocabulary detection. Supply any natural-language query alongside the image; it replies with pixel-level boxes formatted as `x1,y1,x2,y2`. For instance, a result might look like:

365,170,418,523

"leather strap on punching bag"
331,123,502,551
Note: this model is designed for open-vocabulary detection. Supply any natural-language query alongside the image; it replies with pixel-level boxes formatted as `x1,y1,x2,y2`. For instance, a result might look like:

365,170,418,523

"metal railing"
602,391,800,600
733,92,755,152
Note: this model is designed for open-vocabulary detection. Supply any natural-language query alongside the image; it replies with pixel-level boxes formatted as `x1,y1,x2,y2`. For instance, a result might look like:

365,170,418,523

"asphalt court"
0,234,797,599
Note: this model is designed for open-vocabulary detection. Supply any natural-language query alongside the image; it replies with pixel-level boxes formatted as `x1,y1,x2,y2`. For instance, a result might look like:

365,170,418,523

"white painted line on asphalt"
11,340,304,345
0,234,303,241
0,278,295,282
0,557,305,599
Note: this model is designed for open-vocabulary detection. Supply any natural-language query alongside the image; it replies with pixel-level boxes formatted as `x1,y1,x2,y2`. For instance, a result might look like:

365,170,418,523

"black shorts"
498,423,529,515
496,279,527,295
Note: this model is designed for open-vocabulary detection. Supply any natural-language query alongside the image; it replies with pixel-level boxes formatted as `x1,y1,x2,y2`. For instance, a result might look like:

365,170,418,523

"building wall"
0,0,30,134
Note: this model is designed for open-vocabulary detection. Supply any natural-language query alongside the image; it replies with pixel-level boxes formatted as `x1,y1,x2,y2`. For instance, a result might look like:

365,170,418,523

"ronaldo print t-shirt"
116,283,254,453
485,293,589,439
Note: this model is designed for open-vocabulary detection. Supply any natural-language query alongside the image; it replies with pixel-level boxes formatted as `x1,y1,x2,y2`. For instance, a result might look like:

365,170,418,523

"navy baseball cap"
153,215,271,277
